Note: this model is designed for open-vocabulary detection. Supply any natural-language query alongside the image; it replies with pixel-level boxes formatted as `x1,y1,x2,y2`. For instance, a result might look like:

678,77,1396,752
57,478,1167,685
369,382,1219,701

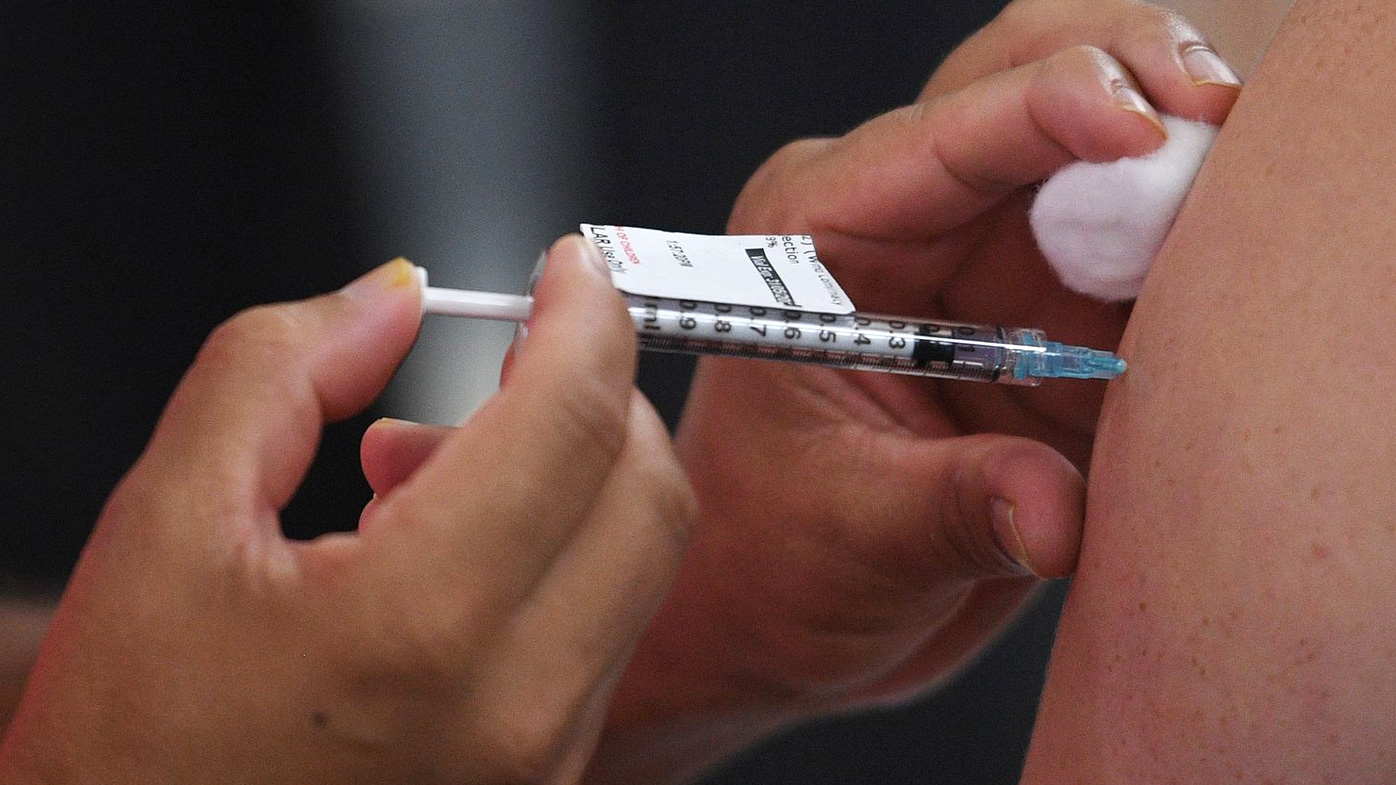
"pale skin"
1022,0,1396,781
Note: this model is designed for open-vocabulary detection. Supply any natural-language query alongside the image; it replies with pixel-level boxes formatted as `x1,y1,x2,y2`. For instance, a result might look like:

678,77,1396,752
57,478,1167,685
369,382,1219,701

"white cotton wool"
1029,115,1219,301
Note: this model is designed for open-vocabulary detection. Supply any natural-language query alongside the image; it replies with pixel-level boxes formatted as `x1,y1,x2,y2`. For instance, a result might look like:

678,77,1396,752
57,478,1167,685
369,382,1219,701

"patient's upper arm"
1022,1,1396,781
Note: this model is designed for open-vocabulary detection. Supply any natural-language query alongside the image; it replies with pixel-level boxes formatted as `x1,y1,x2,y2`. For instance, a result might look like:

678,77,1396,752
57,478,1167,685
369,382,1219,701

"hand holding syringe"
417,268,1125,386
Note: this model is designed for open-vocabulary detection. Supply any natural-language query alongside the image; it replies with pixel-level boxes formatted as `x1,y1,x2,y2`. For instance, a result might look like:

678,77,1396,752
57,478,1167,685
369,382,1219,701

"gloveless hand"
0,237,695,785
586,2,1242,782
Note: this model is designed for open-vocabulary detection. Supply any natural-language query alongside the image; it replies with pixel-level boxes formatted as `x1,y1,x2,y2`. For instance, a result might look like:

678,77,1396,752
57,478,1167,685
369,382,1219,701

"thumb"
138,259,423,519
890,434,1086,580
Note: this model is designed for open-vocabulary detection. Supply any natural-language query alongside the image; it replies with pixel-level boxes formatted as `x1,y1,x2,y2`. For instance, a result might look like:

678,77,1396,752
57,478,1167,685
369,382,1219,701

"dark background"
1,2,1073,782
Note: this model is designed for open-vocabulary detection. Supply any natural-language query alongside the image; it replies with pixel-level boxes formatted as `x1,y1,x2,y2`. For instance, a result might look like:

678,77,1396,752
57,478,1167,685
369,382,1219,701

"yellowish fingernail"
990,498,1035,576
551,234,609,278
1111,81,1167,139
342,257,417,301
578,236,610,275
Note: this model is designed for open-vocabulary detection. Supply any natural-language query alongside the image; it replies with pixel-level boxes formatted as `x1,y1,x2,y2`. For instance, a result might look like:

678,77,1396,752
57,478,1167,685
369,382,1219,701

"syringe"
418,274,1125,386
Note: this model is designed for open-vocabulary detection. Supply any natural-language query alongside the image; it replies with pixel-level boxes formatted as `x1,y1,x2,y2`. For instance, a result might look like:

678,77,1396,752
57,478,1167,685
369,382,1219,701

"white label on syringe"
580,224,857,315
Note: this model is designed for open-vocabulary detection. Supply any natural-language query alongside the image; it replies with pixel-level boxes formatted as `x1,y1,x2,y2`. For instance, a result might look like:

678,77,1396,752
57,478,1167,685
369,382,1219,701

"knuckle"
344,552,495,688
473,707,570,784
990,0,1041,36
619,403,698,553
199,304,304,369
591,292,638,358
99,469,156,522
91,470,166,550
729,137,829,231
940,461,1017,578
1036,45,1121,93
370,578,498,683
920,102,1014,197
1133,3,1190,36
360,599,488,689
887,101,927,134
551,379,628,465
1109,4,1200,53
618,461,699,571
748,137,825,188
1051,42,1112,71
193,303,321,436
770,137,829,169
645,463,699,555
989,0,1071,46
104,457,205,525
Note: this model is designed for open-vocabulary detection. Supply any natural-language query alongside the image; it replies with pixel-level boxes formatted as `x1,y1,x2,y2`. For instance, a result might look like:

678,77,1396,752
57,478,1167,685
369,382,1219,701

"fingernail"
990,498,1035,576
1180,43,1242,89
512,251,547,362
511,321,529,361
1111,81,1167,139
342,257,417,301
567,234,610,276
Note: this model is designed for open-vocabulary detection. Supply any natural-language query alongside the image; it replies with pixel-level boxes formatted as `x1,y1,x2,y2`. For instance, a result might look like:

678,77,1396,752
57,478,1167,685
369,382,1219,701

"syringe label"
581,224,856,315
743,248,799,307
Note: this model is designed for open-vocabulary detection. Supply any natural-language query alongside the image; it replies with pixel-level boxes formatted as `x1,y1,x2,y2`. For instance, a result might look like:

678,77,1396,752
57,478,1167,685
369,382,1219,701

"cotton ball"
1030,115,1218,301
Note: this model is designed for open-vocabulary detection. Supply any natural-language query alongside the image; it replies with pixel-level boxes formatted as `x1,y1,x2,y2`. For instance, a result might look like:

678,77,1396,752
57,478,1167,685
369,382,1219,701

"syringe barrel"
624,293,1042,385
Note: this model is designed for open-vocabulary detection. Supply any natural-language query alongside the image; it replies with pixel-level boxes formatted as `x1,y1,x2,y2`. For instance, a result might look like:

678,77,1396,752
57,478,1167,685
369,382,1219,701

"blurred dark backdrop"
1,2,1073,782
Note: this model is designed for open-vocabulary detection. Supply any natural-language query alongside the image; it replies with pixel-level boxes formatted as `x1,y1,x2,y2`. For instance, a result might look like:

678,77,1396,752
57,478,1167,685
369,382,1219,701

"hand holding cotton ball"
1030,115,1218,301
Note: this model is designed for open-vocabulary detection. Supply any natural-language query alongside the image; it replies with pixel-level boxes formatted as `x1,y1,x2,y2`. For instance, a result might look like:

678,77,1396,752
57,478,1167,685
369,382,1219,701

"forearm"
1023,1,1396,780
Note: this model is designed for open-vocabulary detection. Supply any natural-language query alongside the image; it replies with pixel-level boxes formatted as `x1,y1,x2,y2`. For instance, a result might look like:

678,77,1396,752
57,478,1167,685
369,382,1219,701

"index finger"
731,46,1171,310
922,0,1241,122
